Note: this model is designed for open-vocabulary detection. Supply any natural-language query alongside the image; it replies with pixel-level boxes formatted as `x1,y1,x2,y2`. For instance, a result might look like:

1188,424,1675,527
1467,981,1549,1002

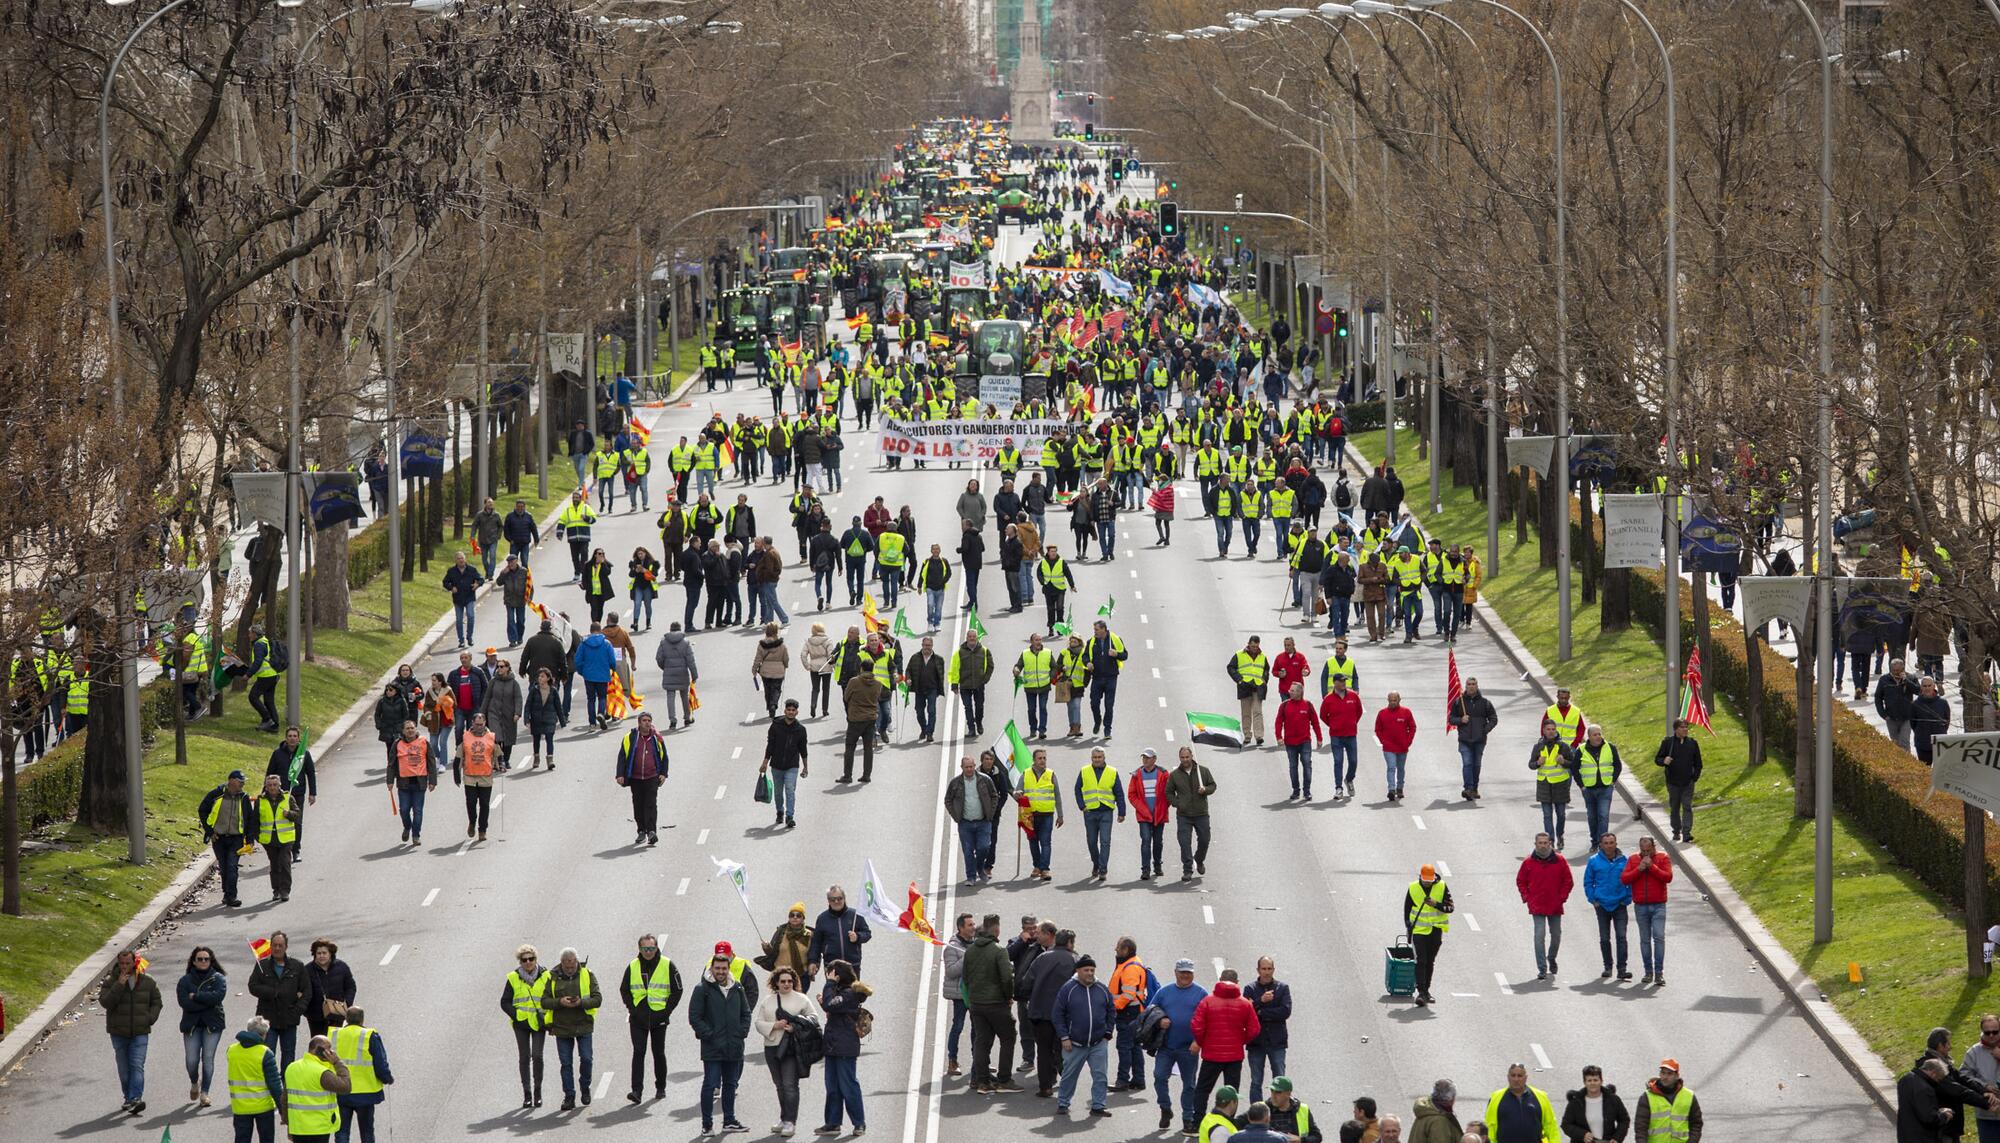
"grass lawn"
0,463,581,1030
1347,427,1989,1066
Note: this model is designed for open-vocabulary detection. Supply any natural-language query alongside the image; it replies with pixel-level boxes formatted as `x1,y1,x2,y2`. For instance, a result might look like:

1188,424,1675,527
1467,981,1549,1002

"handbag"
754,773,773,804
1315,597,1328,615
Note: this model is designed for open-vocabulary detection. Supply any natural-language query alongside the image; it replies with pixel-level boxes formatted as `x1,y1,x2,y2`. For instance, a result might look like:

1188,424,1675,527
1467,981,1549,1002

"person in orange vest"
455,712,499,842
1108,937,1158,1093
385,720,436,847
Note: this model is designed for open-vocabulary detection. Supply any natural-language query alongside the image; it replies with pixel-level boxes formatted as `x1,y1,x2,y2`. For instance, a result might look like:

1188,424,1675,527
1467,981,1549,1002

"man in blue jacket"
573,622,618,730
1052,956,1115,1118
442,551,484,650
1243,956,1292,1103
1152,958,1208,1136
808,885,873,976
1583,832,1633,981
502,499,539,568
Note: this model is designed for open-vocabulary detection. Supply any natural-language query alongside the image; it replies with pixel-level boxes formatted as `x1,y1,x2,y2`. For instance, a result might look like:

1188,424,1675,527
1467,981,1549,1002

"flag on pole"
968,610,988,640
1052,620,1073,638
1185,711,1245,747
1096,595,1115,619
861,592,885,634
718,437,737,467
286,728,312,787
710,855,761,933
1444,649,1463,732
999,719,1034,771
899,883,943,945
248,936,272,961
858,858,903,928
606,672,644,718
631,420,652,446
893,608,917,639
1015,793,1036,838
1679,647,1715,734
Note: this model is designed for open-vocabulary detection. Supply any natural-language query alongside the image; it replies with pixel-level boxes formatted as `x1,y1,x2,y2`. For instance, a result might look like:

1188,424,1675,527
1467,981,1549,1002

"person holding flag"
1444,665,1498,802
1652,717,1704,845
1020,748,1065,881
263,726,316,864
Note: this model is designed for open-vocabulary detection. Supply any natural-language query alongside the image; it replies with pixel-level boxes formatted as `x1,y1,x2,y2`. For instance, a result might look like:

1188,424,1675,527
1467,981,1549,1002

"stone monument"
1009,8,1058,146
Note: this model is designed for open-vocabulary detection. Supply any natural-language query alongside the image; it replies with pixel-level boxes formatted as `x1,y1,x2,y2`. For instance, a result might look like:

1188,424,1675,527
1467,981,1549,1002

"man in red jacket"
1621,835,1674,986
1318,676,1363,801
1373,691,1417,802
1274,682,1322,802
1271,637,1309,699
1516,832,1574,980
1126,748,1173,881
1189,970,1261,1113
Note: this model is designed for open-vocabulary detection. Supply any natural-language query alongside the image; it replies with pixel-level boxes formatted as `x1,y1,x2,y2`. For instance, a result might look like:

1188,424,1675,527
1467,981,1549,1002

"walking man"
1052,956,1116,1118
1575,726,1622,848
1516,833,1573,981
616,712,669,846
1404,864,1452,1006
1074,748,1127,882
1584,833,1633,982
1652,718,1703,844
1445,676,1497,800
1621,836,1674,987
619,933,682,1104
1168,747,1217,882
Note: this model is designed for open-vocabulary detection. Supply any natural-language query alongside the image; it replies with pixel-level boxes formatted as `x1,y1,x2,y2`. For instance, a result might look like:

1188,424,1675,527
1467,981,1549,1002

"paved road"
0,192,1886,1141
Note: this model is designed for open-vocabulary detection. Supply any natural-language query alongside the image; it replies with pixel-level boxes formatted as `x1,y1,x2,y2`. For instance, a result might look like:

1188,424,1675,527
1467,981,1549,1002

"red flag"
248,936,272,961
1444,649,1463,732
1679,647,1715,733
899,882,943,945
1015,793,1035,839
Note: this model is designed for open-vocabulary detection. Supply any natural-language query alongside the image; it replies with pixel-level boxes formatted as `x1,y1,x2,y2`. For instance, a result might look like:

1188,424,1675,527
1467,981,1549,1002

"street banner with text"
876,416,1064,462
1930,733,2000,816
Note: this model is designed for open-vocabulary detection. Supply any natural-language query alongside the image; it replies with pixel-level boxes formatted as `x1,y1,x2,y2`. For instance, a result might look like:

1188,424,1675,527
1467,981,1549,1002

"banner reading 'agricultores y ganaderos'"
876,417,1066,462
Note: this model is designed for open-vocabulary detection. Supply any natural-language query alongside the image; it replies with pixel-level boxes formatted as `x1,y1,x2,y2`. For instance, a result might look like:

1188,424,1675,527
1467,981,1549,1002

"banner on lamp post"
547,333,586,375
1504,435,1555,477
1602,494,1665,569
1929,732,2000,816
1737,576,1812,634
232,472,291,529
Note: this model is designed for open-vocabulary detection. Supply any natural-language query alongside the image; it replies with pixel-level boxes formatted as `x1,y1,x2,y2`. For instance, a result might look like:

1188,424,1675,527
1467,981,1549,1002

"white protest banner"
979,376,1023,408
1930,733,2000,816
877,416,1064,463
1504,435,1555,477
547,332,586,375
948,260,987,288
1602,494,1665,569
232,472,291,528
1738,576,1811,634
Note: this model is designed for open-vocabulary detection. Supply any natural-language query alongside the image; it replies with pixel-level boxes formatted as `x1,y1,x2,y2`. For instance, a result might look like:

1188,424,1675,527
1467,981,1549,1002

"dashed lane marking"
380,944,401,966
1436,860,1451,877
714,785,727,800
1531,1043,1552,1070
1495,972,1513,996
697,829,710,845
421,888,439,908
1157,696,1167,707
732,747,743,759
1151,668,1161,679
1463,913,1481,932
1212,957,1226,977
1412,815,1426,830
1203,906,1215,925
676,877,690,896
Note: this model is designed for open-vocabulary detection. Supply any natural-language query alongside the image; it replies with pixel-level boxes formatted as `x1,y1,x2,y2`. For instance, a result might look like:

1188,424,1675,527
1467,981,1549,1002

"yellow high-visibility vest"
1022,768,1057,813
225,1040,277,1115
333,1024,382,1095
1233,651,1267,686
1016,648,1054,690
283,1057,341,1136
1408,879,1450,934
1078,765,1120,811
627,956,675,1011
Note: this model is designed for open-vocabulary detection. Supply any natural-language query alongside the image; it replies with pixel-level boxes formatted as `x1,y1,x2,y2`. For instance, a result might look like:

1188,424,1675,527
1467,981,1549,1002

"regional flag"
1185,712,1245,748
999,719,1034,772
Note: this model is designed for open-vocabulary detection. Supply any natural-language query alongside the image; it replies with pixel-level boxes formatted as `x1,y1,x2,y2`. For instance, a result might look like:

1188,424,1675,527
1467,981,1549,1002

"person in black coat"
819,961,873,1133
1900,1058,1953,1143
304,939,358,1039
1652,721,1704,843
1359,466,1396,520
372,683,413,772
679,536,707,631
957,520,987,613
1560,1067,1630,1142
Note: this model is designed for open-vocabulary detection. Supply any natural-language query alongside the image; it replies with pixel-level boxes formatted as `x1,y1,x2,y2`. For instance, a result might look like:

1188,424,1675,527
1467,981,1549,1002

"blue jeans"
1065,694,1084,732
1330,599,1350,636
632,591,654,628
1541,800,1569,843
1383,750,1407,792
1097,520,1117,556
701,1057,742,1129
1242,518,1262,554
1089,675,1118,733
821,1054,864,1129
505,604,526,645
1153,1045,1198,1121
570,454,589,487
757,583,789,625
926,588,946,629
1634,902,1667,975
110,1033,148,1103
1581,785,1614,847
814,566,836,603
1214,517,1234,552
557,1033,594,1097
1596,903,1630,973
481,548,498,580
1025,689,1049,736
947,999,968,1064
1458,741,1485,793
213,837,242,903
958,820,992,881
695,468,718,497
1138,821,1165,873
915,691,939,739
1329,736,1358,789
629,471,650,511
1016,564,1035,606
1058,1039,1109,1111
596,475,616,511
879,569,900,608
844,559,866,601
1029,812,1055,871
396,779,427,838
333,1102,377,1143
1245,1045,1287,1103
1428,586,1449,633
1285,743,1313,796
585,679,608,724
1401,591,1423,638
509,541,531,569
965,568,980,610
453,600,476,645
1083,809,1115,873
771,767,798,819
1116,1011,1143,1086
184,1025,223,1092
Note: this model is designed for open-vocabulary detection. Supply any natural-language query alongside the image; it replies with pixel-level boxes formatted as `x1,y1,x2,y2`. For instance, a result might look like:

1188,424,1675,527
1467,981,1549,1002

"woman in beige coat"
752,623,791,718
800,622,836,720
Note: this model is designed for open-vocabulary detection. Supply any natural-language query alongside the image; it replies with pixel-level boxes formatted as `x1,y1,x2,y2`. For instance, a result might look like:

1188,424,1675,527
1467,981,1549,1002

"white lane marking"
697,829,710,845
1165,728,1175,741
1412,815,1427,831
1146,640,1155,650
454,839,474,857
1151,667,1161,679
492,793,507,806
421,887,440,908
1140,614,1150,624
1495,972,1514,996
1212,957,1227,978
676,877,690,896
596,1072,613,1099
380,944,401,966
714,785,726,800
1531,1042,1552,1070
1134,590,1144,600
1463,913,1481,932
1450,992,1482,998
1202,905,1215,925
1436,860,1451,878
731,747,743,760
1157,696,1167,707
1129,569,1138,579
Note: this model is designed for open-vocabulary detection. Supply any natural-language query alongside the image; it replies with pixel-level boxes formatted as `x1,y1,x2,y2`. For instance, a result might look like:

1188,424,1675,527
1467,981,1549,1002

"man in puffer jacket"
1516,832,1574,982
1189,970,1261,1114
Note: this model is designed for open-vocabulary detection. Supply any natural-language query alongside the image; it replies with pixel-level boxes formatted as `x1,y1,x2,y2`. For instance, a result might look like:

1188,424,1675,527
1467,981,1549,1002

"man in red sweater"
1274,682,1322,802
1319,676,1364,802
1621,834,1674,986
1516,831,1575,980
1189,970,1261,1113
1373,691,1417,801
1271,637,1309,700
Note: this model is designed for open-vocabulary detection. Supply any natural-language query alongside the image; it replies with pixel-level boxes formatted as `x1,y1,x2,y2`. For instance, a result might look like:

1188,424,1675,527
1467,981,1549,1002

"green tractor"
994,185,1031,225
767,279,823,351
956,318,1047,407
714,285,773,348
939,286,989,334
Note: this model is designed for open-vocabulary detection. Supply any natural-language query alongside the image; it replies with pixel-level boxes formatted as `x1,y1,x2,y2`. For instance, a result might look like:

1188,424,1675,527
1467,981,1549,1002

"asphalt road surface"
0,203,1886,1141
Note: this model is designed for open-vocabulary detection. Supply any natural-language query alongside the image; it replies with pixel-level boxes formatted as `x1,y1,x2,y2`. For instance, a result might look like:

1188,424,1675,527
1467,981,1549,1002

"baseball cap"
1215,1086,1240,1105
1270,1077,1293,1093
1659,1058,1680,1073
713,941,734,959
1419,863,1437,880
227,769,246,781
484,647,497,655
1141,748,1158,759
1174,957,1196,973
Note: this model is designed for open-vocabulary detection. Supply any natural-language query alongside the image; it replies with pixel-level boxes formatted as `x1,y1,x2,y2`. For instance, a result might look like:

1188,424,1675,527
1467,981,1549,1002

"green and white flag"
858,857,902,928
893,608,917,638
710,855,759,931
968,610,988,640
999,719,1035,771
1185,711,1245,748
1096,595,1115,618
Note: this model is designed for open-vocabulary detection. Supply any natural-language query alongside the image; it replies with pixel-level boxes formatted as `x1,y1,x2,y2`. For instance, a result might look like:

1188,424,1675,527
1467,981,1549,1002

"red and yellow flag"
899,883,942,945
606,672,645,719
861,592,885,635
631,420,652,446
248,936,272,961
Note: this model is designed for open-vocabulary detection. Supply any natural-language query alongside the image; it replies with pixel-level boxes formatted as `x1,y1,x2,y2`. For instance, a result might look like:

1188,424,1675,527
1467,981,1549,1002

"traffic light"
1086,93,1095,106
1084,122,1094,140
1158,200,1179,237
1110,156,1124,180
1334,308,1350,339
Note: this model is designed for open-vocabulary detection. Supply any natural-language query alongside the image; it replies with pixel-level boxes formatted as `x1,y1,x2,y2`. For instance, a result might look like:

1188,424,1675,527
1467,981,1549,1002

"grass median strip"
1347,427,1986,1064
0,464,580,1032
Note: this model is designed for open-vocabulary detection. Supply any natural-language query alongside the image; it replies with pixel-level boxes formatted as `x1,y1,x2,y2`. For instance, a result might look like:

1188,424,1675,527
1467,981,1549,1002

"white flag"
857,858,902,928
711,855,751,911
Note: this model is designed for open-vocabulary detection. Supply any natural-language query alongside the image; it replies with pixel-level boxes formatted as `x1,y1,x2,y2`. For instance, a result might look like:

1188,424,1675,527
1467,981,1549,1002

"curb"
1339,440,1898,1120
0,384,696,1076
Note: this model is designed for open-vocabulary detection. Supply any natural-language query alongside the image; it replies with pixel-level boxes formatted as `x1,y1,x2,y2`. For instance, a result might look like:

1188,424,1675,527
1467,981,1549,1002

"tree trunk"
311,407,352,631
78,613,133,833
3,731,20,915
1601,568,1632,632
402,475,417,580
1579,478,1598,606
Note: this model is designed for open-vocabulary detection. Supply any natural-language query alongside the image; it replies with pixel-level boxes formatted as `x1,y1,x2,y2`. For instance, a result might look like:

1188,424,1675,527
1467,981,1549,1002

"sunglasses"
519,956,536,964
639,947,659,954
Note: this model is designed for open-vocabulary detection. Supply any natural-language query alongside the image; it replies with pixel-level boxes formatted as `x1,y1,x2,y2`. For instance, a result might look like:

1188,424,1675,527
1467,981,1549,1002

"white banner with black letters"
1930,732,2000,816
876,417,1063,462
1737,576,1811,633
1602,494,1664,569
1504,435,1554,477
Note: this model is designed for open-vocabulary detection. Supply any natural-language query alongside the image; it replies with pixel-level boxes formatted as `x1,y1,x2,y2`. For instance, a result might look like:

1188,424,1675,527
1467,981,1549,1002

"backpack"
267,639,290,672
1333,480,1353,510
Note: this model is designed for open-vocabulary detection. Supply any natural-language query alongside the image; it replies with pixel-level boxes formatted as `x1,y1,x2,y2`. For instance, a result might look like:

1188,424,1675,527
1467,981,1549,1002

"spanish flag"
899,882,942,945
861,591,885,634
792,268,808,281
718,437,736,466
631,420,652,446
248,936,272,961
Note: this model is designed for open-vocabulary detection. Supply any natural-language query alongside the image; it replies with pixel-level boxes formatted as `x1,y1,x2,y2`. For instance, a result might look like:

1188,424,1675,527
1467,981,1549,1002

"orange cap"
1419,864,1437,880
1659,1058,1680,1073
